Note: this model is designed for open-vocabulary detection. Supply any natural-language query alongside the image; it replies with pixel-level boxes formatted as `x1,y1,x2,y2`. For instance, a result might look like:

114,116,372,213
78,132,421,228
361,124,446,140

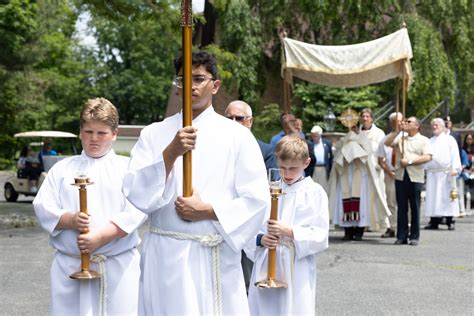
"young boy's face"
277,158,310,185
80,120,117,158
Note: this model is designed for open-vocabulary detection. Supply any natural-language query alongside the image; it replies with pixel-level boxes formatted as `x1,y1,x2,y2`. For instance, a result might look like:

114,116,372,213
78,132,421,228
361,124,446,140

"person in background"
17,145,42,192
384,117,432,246
377,112,404,238
329,125,390,241
424,118,461,230
310,125,333,193
444,116,462,152
225,100,276,171
270,113,305,147
225,100,276,293
359,108,386,232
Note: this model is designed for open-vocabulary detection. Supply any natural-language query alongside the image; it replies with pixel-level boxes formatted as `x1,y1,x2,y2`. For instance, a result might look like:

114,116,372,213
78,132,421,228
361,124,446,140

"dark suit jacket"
311,138,333,179
257,139,277,171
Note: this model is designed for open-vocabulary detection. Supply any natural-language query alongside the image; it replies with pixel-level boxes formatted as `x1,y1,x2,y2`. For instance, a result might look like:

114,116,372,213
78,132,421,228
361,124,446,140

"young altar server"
247,135,329,315
33,98,146,315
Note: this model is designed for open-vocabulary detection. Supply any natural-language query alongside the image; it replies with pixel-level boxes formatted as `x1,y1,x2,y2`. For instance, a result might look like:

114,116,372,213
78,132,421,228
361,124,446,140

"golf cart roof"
14,131,77,138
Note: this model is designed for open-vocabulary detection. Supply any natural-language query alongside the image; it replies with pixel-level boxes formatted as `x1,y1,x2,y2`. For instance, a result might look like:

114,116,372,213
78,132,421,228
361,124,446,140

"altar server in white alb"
33,98,146,315
424,117,461,230
247,135,329,316
122,51,269,315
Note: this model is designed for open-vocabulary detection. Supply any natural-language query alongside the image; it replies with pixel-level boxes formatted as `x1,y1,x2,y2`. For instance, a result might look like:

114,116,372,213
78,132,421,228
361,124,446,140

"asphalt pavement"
1,171,473,315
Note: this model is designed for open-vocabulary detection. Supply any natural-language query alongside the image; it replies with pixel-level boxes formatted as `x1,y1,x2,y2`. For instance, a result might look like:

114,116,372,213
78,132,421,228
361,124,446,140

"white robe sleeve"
122,127,174,214
292,188,329,259
33,162,72,236
109,197,147,234
211,131,269,252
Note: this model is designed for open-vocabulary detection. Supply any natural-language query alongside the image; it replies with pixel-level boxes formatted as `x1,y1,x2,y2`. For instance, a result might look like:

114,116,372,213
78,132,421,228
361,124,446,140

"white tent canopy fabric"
282,28,413,88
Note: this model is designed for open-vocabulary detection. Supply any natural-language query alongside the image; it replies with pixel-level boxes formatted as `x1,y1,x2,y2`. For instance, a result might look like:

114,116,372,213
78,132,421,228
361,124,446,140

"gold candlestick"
255,168,287,289
70,176,100,280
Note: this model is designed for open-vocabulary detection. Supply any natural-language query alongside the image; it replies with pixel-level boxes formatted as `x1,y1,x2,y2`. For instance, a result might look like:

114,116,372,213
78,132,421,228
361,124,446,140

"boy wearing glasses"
246,135,329,315
123,51,269,315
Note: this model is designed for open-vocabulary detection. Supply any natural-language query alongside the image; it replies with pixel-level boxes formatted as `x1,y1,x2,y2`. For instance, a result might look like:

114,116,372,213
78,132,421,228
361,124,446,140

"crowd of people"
31,50,470,315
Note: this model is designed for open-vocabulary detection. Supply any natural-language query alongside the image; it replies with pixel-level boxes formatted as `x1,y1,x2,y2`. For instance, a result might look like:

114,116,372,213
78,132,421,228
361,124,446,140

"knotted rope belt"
150,226,224,316
58,252,108,316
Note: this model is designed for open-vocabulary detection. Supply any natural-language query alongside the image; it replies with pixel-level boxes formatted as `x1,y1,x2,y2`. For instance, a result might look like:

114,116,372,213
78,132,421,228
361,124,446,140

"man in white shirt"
377,112,403,238
310,125,333,193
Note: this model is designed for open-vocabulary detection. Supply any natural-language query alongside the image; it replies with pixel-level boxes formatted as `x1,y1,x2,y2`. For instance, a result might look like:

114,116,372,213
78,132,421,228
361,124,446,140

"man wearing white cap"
310,125,333,193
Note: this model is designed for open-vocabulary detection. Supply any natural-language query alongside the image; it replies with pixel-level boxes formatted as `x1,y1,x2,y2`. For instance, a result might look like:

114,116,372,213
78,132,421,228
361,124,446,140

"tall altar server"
122,51,269,315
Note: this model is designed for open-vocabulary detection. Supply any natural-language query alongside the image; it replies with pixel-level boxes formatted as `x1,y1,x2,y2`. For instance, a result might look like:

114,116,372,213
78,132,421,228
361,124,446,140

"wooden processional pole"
181,0,193,197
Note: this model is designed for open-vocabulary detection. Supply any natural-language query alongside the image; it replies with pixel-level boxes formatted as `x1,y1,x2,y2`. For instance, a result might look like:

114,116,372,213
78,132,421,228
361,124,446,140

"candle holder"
69,161,100,280
255,168,287,289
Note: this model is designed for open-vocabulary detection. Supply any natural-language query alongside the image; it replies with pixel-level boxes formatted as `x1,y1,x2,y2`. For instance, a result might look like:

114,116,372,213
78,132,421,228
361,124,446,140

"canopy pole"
181,0,192,197
401,68,407,159
283,78,291,114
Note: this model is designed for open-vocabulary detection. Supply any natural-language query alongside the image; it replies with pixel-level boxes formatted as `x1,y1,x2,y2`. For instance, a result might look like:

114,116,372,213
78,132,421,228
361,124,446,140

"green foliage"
214,0,264,105
252,103,282,142
292,83,382,131
88,2,181,123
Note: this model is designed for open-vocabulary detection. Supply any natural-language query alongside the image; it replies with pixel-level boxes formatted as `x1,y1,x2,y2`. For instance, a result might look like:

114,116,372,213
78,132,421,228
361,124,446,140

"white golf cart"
4,131,77,202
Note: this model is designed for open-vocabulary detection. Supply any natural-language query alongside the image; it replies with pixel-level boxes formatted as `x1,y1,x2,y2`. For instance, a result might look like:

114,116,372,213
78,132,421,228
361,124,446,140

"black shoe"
447,223,455,231
394,240,408,245
381,228,395,238
341,235,353,241
424,224,439,230
409,240,419,246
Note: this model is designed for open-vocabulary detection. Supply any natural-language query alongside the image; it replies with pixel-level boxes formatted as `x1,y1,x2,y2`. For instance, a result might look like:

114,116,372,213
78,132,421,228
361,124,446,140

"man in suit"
225,100,275,293
225,100,276,171
310,125,333,193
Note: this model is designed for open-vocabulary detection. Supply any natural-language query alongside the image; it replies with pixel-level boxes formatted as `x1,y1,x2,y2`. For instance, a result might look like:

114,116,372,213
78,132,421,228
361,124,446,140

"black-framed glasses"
226,115,251,122
174,75,214,89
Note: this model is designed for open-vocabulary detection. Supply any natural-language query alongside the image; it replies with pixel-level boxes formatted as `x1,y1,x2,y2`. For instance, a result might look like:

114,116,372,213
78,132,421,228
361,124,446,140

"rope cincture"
150,226,224,316
59,252,108,316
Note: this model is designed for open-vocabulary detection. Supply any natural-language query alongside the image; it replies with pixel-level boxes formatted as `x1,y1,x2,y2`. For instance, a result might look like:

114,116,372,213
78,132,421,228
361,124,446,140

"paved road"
1,170,473,315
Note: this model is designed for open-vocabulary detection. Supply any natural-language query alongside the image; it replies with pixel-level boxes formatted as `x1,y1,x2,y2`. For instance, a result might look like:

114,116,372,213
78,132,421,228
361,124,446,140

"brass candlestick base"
70,269,101,280
255,278,287,289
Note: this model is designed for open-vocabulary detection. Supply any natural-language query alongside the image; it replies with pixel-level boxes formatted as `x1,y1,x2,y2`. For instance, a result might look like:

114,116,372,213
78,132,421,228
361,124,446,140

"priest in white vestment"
424,118,461,230
34,98,146,315
123,51,269,315
359,108,387,232
329,127,390,240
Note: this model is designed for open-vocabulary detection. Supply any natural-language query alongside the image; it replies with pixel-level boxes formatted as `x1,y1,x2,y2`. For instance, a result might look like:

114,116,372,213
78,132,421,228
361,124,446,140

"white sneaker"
30,186,38,193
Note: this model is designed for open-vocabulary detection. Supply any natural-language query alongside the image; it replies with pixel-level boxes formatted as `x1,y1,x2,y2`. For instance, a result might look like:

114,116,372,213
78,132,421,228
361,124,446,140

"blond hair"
275,135,309,162
80,98,119,130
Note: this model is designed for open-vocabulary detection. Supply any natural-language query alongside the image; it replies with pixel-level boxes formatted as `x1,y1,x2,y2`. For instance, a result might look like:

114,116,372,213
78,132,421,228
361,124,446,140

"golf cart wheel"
4,183,19,202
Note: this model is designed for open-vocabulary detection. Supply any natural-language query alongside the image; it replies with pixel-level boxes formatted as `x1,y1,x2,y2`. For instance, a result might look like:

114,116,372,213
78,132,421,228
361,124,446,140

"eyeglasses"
174,75,214,89
226,115,251,122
